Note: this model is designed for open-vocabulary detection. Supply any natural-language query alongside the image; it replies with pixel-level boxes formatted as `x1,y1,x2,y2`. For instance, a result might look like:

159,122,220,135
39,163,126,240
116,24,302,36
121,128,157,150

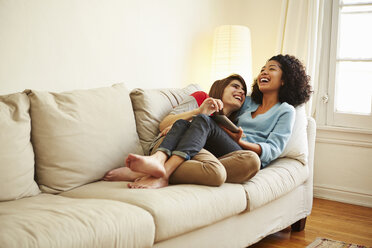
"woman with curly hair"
125,54,312,189
230,54,312,167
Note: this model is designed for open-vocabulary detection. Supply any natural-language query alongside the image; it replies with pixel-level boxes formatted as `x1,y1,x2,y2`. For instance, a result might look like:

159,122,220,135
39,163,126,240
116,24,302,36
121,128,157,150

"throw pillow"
280,105,309,164
130,84,201,154
0,92,40,201
29,83,143,193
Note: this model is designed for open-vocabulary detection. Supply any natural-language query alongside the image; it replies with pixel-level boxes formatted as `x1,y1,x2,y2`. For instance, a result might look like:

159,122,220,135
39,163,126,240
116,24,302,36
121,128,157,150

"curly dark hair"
251,54,312,107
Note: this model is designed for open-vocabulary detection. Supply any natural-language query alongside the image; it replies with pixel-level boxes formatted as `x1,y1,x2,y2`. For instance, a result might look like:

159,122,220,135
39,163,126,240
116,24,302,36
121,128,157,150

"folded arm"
159,97,223,131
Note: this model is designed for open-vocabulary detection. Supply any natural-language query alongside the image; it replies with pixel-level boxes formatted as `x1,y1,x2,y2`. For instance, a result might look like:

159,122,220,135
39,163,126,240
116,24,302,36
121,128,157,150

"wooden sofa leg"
291,217,307,232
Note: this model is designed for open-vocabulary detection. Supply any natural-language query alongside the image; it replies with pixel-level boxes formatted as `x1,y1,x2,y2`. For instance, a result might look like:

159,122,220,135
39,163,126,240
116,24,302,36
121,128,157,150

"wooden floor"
250,198,372,247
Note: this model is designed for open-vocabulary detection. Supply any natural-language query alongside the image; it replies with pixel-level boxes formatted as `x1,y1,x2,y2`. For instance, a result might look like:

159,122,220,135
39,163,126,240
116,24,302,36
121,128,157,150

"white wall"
314,128,372,207
0,0,282,94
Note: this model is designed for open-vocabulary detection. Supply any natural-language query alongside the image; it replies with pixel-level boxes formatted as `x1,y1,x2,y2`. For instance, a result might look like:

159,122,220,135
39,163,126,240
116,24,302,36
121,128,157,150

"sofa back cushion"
0,93,40,201
130,84,201,154
29,83,143,193
280,105,308,164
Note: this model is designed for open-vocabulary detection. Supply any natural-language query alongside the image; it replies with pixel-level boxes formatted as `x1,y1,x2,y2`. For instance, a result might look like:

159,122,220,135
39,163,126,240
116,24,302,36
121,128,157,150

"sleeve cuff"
257,142,270,164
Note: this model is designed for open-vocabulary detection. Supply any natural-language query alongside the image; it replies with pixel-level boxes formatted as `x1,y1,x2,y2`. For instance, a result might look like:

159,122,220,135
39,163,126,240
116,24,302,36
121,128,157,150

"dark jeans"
157,114,242,160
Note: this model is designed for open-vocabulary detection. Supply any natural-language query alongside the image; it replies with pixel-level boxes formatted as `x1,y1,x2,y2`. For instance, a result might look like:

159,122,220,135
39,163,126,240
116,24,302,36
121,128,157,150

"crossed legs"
103,115,261,188
104,119,192,188
103,148,226,188
103,148,260,188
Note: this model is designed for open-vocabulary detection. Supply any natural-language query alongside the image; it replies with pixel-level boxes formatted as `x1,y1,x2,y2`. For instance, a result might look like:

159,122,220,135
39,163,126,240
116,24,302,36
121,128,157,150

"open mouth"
260,78,269,83
233,95,243,102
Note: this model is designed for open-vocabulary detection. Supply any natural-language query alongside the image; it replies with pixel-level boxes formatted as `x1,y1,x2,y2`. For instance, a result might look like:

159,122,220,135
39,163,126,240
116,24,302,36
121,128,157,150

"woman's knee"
173,119,190,128
219,150,260,183
202,160,226,186
170,149,226,186
192,114,211,126
192,149,226,186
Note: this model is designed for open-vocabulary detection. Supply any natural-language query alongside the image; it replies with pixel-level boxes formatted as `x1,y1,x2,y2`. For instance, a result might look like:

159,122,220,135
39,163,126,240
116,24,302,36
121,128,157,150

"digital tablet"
211,115,240,133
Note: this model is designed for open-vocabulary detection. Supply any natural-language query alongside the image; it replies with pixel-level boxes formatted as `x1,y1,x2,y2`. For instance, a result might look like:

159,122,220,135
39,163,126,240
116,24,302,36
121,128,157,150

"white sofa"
0,83,316,248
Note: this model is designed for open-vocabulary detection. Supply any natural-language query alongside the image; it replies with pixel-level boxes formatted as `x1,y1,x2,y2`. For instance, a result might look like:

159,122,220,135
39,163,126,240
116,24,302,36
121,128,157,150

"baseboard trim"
313,185,372,208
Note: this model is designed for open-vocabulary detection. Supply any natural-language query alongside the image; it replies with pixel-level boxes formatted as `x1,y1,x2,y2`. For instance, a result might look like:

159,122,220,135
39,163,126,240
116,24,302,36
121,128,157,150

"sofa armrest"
307,117,316,181
304,116,316,213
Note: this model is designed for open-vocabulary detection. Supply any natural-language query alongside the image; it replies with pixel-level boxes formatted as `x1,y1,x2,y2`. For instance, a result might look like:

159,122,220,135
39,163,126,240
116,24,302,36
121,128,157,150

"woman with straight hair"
104,74,260,187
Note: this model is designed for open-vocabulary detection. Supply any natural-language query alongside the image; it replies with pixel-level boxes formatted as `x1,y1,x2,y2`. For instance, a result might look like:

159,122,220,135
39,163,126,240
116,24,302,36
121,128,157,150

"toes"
125,159,131,168
103,172,114,180
128,182,140,189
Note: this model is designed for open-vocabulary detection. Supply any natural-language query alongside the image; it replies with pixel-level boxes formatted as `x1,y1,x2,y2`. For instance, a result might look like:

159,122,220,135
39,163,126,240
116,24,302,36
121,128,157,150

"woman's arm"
159,97,223,131
238,140,262,156
222,104,295,161
221,127,262,155
257,108,295,167
159,108,200,131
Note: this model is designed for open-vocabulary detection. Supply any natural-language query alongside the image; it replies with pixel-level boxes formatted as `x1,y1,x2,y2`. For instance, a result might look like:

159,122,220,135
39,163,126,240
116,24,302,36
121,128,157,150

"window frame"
324,0,372,131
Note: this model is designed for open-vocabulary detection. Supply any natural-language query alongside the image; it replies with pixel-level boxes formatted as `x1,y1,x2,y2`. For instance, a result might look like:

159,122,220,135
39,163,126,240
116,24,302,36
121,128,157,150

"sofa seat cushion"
0,194,155,248
60,181,246,242
243,158,309,211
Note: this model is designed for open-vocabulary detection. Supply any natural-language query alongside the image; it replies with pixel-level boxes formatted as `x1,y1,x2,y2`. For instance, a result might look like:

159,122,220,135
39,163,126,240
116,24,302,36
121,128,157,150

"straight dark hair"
208,74,247,121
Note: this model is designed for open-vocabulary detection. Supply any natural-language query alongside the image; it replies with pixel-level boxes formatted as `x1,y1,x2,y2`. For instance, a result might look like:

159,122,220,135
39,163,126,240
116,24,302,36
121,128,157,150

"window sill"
316,125,372,148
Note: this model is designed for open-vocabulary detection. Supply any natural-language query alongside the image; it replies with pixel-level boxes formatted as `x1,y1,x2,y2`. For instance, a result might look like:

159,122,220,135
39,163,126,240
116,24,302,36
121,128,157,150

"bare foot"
128,175,169,189
103,167,145,181
126,153,166,178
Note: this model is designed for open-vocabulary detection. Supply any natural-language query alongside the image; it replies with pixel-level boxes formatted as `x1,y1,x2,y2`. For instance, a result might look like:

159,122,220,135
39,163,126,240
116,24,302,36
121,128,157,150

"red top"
190,91,209,107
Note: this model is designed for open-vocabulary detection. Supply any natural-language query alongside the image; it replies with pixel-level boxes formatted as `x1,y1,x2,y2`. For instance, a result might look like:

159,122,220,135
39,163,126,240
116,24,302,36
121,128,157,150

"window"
326,0,372,130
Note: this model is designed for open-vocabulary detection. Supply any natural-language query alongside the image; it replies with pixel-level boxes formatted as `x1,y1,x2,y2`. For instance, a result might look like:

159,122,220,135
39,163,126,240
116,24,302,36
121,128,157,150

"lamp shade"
211,25,253,90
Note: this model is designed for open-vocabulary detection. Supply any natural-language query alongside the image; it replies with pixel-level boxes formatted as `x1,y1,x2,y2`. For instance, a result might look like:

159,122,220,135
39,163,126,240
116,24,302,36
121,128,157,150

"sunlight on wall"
0,0,282,94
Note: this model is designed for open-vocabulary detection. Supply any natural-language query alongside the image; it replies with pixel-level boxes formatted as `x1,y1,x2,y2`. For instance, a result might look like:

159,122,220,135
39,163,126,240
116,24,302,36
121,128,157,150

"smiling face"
257,60,283,94
221,79,246,114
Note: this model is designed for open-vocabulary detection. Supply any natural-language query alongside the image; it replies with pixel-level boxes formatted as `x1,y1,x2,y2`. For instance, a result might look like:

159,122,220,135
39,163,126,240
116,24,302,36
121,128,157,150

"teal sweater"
236,96,295,168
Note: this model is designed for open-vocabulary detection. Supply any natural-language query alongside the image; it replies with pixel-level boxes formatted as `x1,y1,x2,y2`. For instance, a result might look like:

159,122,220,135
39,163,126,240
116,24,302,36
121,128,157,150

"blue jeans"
157,114,242,160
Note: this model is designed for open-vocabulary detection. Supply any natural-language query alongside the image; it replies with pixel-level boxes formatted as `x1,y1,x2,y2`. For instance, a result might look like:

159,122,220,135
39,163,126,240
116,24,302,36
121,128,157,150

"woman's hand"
220,126,244,144
160,125,172,136
221,126,261,155
198,97,223,115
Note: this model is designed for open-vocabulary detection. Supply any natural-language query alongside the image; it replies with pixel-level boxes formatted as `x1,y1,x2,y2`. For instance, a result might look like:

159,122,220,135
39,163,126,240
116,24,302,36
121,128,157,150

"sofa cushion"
0,92,40,201
28,83,143,193
280,105,308,164
242,157,309,211
0,194,155,248
60,181,246,242
130,84,201,154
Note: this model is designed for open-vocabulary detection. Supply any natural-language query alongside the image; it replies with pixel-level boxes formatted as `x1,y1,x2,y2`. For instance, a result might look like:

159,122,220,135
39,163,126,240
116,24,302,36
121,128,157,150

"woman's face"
257,60,283,94
221,79,246,112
